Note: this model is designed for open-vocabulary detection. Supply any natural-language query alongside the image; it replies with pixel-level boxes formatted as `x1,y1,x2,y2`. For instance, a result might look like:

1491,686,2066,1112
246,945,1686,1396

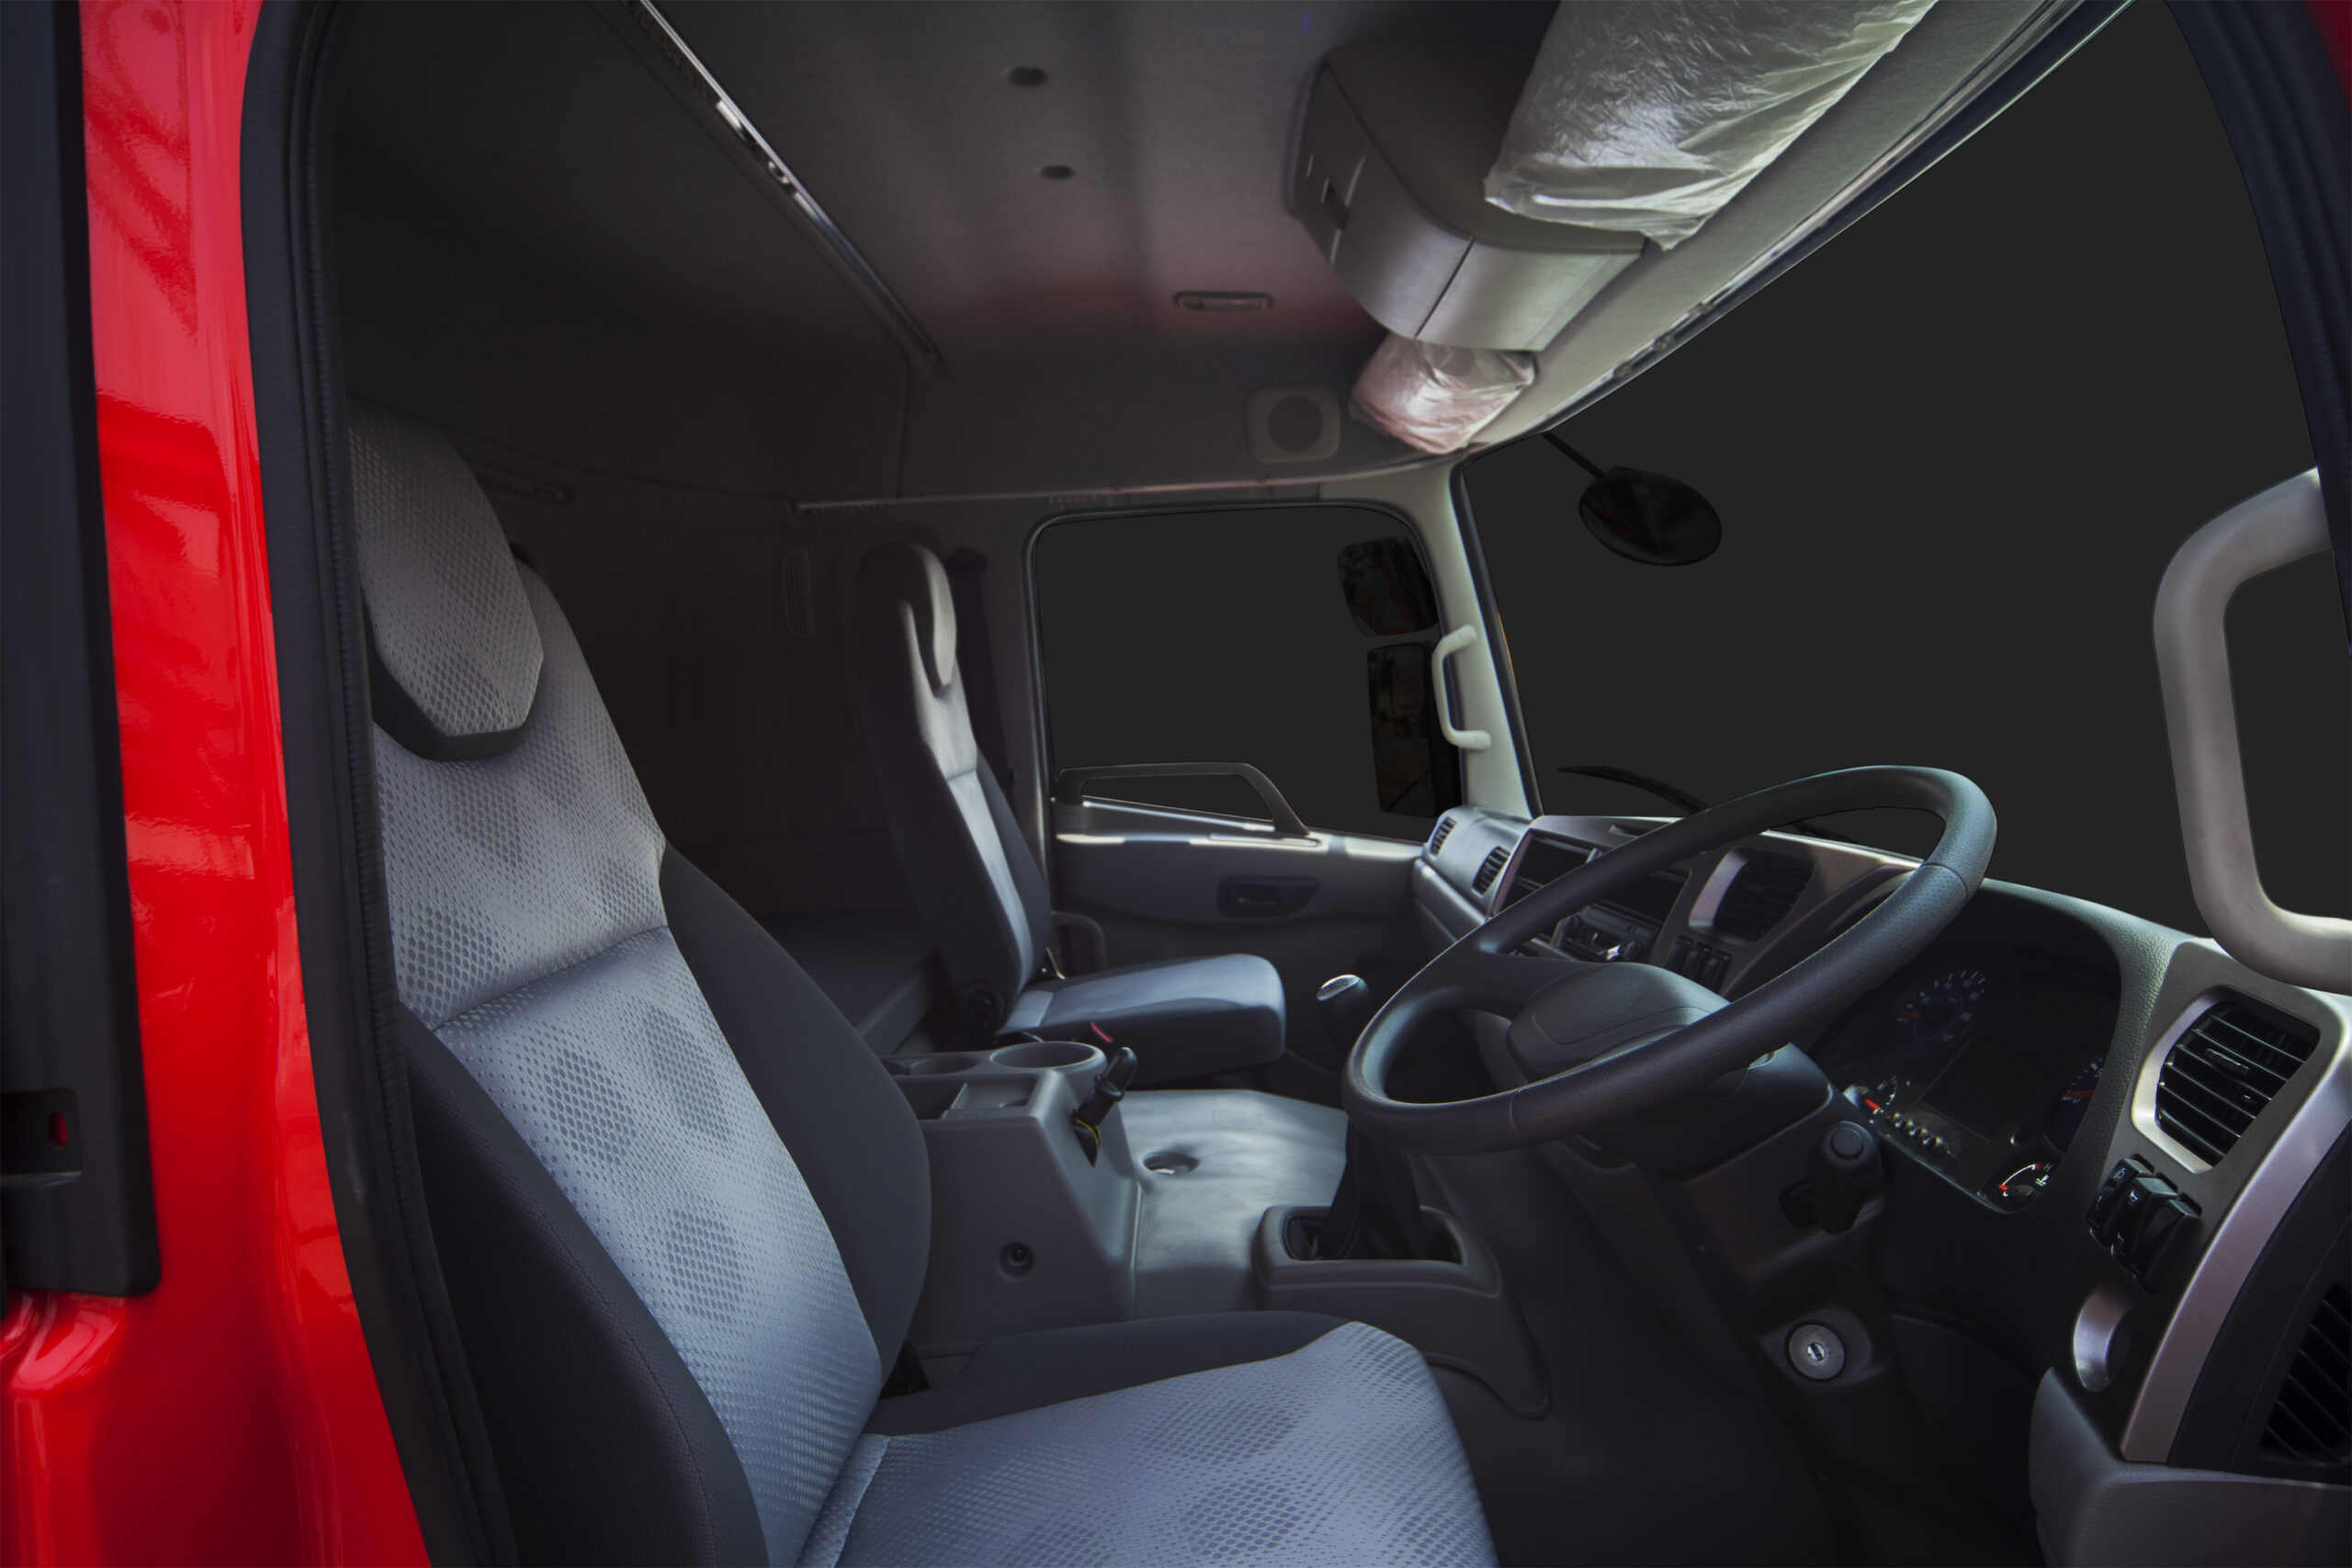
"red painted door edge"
2312,0,2352,97
0,4,426,1562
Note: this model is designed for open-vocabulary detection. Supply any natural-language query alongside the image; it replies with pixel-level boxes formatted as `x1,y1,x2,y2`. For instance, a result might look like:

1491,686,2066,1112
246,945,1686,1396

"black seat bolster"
662,848,931,1363
401,1007,769,1568
866,1312,1350,1436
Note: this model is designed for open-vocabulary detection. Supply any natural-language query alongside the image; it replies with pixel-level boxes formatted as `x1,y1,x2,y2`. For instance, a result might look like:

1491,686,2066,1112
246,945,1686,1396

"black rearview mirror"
1544,434,1723,567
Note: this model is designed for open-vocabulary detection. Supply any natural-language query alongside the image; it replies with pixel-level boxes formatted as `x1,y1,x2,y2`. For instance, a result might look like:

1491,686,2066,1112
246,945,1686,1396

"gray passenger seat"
351,401,1492,1566
850,542,1284,1086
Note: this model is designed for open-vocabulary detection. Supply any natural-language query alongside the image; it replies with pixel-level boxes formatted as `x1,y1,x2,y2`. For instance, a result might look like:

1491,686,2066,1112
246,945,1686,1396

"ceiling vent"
2154,999,2323,1167
1712,854,1814,942
2262,1283,2350,1464
1427,816,1455,856
1473,845,1510,896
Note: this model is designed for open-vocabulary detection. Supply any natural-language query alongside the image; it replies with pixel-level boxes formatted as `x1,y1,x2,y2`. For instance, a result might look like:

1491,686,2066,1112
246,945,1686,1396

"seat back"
356,402,924,1564
851,543,1051,1037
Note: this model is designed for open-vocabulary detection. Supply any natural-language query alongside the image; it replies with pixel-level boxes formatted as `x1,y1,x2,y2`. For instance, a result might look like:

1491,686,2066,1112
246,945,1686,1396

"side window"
1033,506,1459,839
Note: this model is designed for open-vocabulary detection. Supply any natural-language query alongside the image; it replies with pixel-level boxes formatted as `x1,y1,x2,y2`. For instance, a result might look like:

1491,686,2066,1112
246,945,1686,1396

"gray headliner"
336,0,2060,501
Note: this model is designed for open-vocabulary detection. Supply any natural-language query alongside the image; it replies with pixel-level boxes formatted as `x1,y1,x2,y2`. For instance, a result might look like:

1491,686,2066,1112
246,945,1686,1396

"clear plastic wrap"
1484,0,1936,248
1351,333,1536,455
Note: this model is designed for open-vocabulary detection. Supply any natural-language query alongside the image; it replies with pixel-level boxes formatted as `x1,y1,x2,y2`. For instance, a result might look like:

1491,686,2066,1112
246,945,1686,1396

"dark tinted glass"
1035,506,1453,836
1337,538,1439,635
1365,643,1462,818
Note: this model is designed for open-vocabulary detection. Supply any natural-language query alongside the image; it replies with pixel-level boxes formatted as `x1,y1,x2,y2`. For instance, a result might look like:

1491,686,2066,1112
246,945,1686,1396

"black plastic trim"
367,628,530,763
0,0,159,1295
243,1,514,1559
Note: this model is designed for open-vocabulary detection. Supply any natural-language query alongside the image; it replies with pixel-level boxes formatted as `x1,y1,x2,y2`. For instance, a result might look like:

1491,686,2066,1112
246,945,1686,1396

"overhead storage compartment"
1484,0,1938,247
1293,42,1644,354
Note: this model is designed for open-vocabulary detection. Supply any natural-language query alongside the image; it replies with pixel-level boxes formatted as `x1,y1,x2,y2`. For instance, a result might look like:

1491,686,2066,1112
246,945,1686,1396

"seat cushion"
762,908,947,1055
1009,953,1285,1086
805,1316,1495,1568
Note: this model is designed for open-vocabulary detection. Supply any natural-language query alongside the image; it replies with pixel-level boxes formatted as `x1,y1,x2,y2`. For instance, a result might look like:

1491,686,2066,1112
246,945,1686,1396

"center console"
884,1031,1547,1416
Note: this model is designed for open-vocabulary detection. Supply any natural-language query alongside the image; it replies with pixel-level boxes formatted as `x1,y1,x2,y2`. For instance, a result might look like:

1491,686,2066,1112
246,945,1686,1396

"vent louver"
1427,817,1455,856
2154,1000,2323,1166
1712,854,1814,941
1473,846,1510,896
2262,1283,2350,1464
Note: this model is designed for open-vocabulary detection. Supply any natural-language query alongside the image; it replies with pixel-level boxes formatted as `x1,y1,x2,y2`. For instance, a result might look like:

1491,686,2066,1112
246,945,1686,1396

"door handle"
1431,626,1493,751
1217,877,1317,917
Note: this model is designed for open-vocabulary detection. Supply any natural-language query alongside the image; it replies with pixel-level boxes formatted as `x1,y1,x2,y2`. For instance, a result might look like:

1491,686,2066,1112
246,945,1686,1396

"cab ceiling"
335,0,1555,501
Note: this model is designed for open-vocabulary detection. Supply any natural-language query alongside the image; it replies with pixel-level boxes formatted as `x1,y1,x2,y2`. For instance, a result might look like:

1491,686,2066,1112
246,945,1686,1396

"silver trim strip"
630,0,944,368
2120,989,2352,1461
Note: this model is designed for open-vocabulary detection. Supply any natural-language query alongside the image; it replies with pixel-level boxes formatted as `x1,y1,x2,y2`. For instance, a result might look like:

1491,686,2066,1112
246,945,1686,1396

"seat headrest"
349,401,545,757
855,542,956,694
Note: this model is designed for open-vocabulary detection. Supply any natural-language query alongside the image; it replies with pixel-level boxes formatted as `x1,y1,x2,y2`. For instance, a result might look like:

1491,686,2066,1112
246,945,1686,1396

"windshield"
1462,2,2348,935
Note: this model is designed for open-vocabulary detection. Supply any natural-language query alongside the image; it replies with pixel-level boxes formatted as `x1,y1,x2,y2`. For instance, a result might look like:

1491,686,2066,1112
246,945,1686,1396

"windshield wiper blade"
1555,763,1860,845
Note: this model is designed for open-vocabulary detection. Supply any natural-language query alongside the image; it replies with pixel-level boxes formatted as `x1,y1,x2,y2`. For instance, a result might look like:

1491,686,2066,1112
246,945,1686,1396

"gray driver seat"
353,401,1494,1566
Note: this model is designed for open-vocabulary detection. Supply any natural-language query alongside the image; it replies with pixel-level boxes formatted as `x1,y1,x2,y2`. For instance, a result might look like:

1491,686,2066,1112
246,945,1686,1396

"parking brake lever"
1070,1046,1139,1165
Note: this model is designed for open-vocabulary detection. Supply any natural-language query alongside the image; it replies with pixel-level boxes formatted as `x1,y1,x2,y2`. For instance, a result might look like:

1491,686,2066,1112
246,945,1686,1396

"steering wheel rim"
1341,766,1996,1154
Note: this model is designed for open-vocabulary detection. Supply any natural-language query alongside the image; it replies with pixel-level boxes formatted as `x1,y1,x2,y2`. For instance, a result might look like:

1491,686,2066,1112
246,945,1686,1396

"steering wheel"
1343,767,1996,1154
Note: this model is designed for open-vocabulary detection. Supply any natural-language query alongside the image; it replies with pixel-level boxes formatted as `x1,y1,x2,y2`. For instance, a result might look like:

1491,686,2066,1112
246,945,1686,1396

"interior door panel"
1049,798,1427,1074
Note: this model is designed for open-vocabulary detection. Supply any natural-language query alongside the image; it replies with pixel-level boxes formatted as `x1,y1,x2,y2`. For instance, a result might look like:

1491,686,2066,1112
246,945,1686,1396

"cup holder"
989,1041,1100,1072
886,1053,985,1077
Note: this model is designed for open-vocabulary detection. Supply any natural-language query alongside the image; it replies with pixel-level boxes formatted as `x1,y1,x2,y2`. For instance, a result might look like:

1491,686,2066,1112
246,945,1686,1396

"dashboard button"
2125,1194,2198,1288
2086,1162,2135,1242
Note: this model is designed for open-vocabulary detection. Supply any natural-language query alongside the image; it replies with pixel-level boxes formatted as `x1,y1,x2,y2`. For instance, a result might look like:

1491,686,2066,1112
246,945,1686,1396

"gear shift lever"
1312,975,1430,1260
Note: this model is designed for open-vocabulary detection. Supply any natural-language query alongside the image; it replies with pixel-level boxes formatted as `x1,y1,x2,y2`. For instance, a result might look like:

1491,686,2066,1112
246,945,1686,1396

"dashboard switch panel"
2086,1160,2199,1288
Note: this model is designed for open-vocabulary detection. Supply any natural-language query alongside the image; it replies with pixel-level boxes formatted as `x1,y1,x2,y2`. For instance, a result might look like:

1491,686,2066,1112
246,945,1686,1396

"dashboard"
1815,944,2115,1212
1410,800,2351,1509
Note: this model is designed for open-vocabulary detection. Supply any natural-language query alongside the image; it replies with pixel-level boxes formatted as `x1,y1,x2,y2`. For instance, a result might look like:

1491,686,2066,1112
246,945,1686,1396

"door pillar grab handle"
1431,626,1493,751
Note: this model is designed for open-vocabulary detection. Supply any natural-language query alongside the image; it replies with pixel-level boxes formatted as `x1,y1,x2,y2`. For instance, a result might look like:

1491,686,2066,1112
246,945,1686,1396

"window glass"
1035,506,1458,838
1460,2,2346,933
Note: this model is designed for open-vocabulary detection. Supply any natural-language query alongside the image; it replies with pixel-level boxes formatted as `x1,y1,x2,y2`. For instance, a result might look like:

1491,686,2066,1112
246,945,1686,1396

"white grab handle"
1430,626,1493,751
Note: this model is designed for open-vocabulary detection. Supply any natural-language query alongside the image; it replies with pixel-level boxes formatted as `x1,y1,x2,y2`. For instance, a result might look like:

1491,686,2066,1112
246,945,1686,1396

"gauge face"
1892,968,1989,1050
2047,1060,2101,1151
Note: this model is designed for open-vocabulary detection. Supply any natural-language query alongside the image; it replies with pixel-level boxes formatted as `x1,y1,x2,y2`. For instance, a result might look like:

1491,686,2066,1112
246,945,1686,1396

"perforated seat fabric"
808,1322,1493,1568
354,401,1491,1566
850,542,1284,1086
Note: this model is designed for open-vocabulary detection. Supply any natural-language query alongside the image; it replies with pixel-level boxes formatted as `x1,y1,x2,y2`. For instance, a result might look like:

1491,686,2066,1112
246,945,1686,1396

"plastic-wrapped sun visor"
1351,334,1536,455
1485,0,1938,248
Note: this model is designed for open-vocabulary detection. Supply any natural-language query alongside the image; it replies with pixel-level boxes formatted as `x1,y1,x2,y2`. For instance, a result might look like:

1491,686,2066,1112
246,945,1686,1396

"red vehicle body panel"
0,4,424,1562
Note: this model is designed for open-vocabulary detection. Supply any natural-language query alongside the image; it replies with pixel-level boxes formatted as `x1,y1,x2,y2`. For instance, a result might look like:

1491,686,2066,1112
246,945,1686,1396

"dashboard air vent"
2262,1283,2351,1464
1473,845,1510,896
1427,816,1455,856
1712,854,1814,942
2154,1000,2323,1166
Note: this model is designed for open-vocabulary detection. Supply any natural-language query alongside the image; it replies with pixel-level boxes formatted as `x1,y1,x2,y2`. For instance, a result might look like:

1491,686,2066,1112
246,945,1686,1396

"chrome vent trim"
2154,1000,2322,1168
1427,816,1455,856
1473,845,1510,896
